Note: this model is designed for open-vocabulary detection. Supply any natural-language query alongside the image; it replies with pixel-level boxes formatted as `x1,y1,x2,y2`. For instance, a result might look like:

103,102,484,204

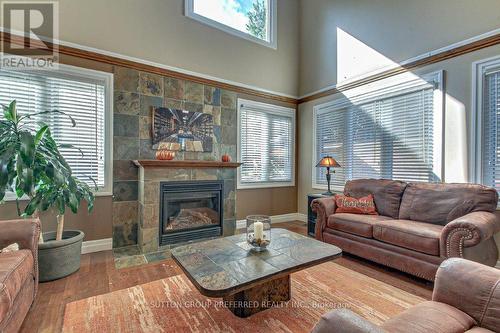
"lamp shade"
316,156,341,168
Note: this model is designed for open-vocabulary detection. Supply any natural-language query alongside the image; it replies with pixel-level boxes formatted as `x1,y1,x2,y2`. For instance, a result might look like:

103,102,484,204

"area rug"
63,261,424,332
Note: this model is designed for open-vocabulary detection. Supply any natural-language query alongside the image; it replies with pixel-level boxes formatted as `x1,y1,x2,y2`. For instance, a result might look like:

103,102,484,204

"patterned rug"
63,261,424,332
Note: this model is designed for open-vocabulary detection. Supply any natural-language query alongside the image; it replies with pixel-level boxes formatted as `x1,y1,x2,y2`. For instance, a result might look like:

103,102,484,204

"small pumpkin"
156,150,175,160
222,154,231,162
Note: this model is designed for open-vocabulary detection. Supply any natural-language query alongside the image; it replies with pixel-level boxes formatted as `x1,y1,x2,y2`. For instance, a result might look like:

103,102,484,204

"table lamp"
316,156,341,195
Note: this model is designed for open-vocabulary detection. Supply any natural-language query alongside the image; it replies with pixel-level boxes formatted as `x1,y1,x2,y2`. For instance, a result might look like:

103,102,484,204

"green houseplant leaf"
2,100,17,122
0,100,96,241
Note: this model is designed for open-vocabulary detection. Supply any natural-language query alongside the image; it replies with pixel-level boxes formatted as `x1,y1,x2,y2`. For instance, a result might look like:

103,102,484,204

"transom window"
185,0,277,48
0,65,113,195
313,71,443,190
238,99,295,189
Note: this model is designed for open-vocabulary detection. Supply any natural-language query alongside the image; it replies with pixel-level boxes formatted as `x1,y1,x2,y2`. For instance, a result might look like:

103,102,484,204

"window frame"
237,98,296,189
2,63,114,200
312,71,444,191
471,55,500,188
184,0,277,49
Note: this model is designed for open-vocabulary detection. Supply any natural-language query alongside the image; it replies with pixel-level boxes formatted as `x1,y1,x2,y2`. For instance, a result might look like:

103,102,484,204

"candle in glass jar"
254,221,264,240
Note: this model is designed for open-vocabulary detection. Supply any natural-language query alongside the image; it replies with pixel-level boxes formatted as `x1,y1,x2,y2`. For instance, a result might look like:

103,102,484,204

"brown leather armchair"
311,258,500,333
0,219,40,333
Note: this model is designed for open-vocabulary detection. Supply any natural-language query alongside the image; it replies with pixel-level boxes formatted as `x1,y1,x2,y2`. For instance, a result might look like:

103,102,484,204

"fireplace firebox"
159,181,223,246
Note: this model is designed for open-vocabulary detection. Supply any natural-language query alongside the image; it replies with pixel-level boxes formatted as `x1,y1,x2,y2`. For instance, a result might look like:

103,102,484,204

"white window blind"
314,73,442,189
238,99,295,188
0,67,111,191
481,69,500,190
315,107,347,188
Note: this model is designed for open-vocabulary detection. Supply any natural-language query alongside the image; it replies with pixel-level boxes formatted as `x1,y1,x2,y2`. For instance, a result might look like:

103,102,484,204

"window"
313,71,443,190
238,99,295,188
0,64,113,195
185,0,277,48
472,56,500,192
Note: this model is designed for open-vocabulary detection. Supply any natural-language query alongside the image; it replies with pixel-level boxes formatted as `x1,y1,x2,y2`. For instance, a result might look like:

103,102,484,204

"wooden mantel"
133,160,242,168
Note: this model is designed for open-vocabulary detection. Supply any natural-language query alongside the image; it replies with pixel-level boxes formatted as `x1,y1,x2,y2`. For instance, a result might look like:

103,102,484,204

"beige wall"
57,0,299,96
236,187,297,220
299,0,500,96
0,197,112,241
298,43,500,214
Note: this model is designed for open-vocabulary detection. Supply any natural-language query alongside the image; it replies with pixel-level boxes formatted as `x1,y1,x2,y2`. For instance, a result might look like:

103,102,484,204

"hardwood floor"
20,221,432,333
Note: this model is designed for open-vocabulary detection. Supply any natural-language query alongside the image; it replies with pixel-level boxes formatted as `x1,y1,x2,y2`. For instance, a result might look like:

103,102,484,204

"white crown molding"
0,28,298,100
299,27,500,100
81,238,112,254
236,213,306,229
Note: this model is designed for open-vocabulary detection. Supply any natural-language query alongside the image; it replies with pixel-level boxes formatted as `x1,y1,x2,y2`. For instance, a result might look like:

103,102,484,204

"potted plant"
0,100,96,281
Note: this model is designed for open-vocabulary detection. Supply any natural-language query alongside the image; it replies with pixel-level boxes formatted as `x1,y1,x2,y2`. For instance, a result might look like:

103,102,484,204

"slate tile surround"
136,166,237,253
112,65,238,249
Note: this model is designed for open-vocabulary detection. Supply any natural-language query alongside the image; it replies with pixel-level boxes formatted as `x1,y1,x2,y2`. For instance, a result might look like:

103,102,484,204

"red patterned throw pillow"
335,194,378,215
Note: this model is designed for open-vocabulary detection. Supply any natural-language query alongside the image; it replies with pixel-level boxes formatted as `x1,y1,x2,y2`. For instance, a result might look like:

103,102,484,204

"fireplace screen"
164,192,220,232
159,181,223,245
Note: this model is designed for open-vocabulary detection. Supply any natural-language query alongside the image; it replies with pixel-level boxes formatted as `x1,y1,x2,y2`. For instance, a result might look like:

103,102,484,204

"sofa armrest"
0,219,41,296
440,211,500,258
311,309,385,333
311,197,336,241
433,258,500,329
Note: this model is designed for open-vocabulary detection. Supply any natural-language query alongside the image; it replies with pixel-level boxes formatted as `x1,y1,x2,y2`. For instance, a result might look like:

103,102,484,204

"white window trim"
237,98,295,189
184,0,277,49
471,55,500,185
3,63,113,201
312,70,444,191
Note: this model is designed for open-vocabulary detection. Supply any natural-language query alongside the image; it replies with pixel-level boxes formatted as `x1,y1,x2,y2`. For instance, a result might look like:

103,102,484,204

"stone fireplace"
134,160,240,253
159,180,223,246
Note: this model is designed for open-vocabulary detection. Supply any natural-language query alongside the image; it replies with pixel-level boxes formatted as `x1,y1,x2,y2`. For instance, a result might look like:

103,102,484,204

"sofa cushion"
328,213,393,238
0,250,34,323
381,301,476,333
399,182,498,225
373,220,443,256
344,179,407,218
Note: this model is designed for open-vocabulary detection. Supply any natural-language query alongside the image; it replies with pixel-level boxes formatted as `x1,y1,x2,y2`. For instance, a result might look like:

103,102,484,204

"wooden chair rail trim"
0,32,297,104
298,32,500,104
2,31,500,105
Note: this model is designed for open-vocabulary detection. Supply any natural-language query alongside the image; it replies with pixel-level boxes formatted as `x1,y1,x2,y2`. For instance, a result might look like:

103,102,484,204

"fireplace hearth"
159,181,223,246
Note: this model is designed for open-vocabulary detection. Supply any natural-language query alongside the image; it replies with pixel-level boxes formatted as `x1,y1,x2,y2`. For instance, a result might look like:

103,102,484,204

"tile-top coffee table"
171,228,342,317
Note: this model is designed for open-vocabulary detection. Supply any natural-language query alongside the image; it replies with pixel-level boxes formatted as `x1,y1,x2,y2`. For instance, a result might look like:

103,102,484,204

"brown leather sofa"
311,179,500,280
0,219,40,333
311,258,500,333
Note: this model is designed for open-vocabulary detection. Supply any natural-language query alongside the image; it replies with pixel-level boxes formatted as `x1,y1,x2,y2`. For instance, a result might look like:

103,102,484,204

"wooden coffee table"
171,228,342,317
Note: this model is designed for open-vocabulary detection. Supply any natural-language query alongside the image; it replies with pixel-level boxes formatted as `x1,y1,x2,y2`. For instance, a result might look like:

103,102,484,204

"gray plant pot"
38,230,85,282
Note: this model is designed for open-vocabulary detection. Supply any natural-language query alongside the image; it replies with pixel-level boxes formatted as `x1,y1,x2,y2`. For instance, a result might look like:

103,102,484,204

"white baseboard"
296,213,307,222
236,213,307,230
81,238,113,254
84,214,306,254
